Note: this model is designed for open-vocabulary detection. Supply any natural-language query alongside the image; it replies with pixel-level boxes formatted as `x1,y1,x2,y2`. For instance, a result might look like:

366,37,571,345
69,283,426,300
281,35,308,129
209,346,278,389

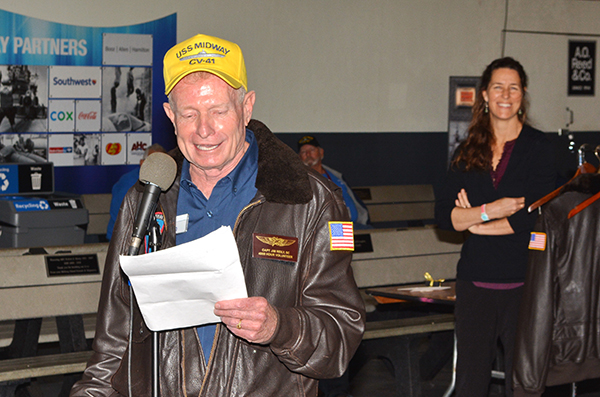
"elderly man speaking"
70,34,365,397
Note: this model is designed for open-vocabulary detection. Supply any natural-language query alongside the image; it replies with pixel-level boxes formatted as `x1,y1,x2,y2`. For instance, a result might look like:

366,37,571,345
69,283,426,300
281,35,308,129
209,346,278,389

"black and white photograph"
0,133,48,163
447,120,470,165
0,65,48,133
101,66,151,132
73,133,101,165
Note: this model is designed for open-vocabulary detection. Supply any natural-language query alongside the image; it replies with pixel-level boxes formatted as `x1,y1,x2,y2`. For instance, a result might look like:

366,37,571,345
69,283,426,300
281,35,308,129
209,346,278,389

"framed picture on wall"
447,76,478,165
455,86,476,107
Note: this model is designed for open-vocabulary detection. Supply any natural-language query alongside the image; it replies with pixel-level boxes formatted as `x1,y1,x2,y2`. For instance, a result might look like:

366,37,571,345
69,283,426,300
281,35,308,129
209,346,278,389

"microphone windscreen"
139,152,177,191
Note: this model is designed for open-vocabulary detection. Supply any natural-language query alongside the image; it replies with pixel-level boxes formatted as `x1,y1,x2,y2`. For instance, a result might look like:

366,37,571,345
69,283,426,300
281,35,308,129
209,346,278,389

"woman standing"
435,57,556,396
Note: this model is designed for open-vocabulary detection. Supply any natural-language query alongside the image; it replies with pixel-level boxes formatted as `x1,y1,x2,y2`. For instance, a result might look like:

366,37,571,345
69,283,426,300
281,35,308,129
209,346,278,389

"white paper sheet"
120,226,248,331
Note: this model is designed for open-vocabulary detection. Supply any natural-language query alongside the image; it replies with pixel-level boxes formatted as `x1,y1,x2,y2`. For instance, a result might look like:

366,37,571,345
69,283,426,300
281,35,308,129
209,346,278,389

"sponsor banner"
48,99,75,132
0,9,176,193
75,100,101,131
49,66,101,99
48,134,74,166
127,132,152,164
103,33,153,66
101,133,127,165
0,9,93,66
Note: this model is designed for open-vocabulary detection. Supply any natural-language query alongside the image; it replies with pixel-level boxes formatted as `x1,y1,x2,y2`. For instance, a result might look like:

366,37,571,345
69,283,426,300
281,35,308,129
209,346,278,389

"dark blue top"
322,169,359,222
107,167,140,240
176,129,258,363
435,125,556,282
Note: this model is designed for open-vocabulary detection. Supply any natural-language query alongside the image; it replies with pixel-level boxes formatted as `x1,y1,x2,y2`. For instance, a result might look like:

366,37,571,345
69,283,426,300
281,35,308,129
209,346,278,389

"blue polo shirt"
176,129,258,363
322,169,358,222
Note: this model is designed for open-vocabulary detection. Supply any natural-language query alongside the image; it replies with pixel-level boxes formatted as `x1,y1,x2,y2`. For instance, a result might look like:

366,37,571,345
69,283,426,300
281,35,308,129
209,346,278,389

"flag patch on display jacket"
528,232,546,251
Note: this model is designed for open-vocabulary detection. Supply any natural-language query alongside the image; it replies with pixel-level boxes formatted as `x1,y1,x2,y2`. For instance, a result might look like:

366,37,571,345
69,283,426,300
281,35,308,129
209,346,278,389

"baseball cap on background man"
297,135,321,151
163,33,247,95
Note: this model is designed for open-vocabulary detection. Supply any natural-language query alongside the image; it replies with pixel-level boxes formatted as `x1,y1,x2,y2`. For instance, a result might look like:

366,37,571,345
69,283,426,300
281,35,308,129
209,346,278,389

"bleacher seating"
352,184,436,228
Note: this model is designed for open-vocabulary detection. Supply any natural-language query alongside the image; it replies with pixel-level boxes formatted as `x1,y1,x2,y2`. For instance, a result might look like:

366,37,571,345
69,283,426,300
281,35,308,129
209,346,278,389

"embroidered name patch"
528,232,547,251
252,233,299,262
329,221,354,251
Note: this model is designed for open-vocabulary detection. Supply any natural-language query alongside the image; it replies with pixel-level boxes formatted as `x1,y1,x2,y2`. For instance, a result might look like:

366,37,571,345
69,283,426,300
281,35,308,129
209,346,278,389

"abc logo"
131,142,147,151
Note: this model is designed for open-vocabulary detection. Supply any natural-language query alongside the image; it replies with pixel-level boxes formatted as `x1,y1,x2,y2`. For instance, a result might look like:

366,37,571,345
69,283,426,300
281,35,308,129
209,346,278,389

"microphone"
127,152,177,256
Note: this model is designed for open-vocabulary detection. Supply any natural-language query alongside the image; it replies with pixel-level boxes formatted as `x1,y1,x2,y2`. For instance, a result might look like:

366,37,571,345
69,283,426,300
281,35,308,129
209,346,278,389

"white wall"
504,0,600,132
3,0,599,133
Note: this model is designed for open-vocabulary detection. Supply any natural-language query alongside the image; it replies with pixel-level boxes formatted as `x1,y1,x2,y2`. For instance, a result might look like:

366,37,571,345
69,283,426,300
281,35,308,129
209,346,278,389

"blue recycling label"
13,199,51,212
0,166,19,195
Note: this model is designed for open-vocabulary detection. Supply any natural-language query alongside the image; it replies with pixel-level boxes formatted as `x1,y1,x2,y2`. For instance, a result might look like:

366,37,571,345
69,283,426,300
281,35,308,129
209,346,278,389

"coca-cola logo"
105,143,122,156
78,111,97,120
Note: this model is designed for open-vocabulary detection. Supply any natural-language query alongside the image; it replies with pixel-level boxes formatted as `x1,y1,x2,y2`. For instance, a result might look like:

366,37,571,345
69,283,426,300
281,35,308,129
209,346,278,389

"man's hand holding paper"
120,226,248,331
214,296,279,344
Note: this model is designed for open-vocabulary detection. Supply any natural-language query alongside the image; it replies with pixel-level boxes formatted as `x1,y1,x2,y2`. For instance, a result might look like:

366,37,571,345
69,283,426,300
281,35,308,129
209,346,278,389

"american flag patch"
528,232,546,251
329,221,354,251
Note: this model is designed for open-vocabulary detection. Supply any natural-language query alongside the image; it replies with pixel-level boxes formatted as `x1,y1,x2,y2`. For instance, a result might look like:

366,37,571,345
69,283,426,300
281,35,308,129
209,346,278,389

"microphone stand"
123,151,175,397
127,217,161,397
148,219,161,397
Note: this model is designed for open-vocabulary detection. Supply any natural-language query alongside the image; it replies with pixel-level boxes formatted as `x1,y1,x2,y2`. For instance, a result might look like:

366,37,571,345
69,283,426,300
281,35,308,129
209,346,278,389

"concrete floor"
347,355,600,397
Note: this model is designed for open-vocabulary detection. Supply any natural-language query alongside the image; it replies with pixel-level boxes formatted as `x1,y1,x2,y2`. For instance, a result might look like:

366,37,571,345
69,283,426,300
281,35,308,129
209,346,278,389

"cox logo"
50,111,74,121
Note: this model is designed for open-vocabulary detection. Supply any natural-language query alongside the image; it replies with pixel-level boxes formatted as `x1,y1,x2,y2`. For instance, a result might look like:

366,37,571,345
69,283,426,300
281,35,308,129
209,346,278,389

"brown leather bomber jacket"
70,120,366,397
513,174,600,396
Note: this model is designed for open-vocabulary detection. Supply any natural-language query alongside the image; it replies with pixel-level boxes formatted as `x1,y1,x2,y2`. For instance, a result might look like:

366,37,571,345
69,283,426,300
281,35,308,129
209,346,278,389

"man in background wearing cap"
71,34,364,397
298,135,370,229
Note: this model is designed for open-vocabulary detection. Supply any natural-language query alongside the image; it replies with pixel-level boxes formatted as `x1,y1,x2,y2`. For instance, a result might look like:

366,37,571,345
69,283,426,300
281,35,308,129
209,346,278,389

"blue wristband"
481,204,490,222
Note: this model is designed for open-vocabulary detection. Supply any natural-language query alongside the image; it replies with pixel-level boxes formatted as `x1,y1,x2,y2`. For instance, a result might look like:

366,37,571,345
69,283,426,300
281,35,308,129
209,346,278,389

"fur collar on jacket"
167,119,313,205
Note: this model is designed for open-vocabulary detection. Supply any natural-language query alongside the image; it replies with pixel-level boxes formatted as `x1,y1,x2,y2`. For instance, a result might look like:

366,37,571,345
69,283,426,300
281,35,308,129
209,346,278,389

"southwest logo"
105,143,122,156
53,77,97,86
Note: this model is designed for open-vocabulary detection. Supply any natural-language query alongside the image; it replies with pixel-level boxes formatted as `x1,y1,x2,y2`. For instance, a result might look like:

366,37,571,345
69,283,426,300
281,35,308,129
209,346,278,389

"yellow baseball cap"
163,34,247,95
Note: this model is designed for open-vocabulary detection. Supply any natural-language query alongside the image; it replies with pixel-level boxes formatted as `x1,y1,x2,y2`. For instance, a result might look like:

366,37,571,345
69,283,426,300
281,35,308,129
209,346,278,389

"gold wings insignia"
256,236,296,247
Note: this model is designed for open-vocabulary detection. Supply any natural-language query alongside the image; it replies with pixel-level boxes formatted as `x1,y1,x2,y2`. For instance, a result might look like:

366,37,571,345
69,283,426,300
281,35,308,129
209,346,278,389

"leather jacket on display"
513,173,600,397
70,119,366,397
